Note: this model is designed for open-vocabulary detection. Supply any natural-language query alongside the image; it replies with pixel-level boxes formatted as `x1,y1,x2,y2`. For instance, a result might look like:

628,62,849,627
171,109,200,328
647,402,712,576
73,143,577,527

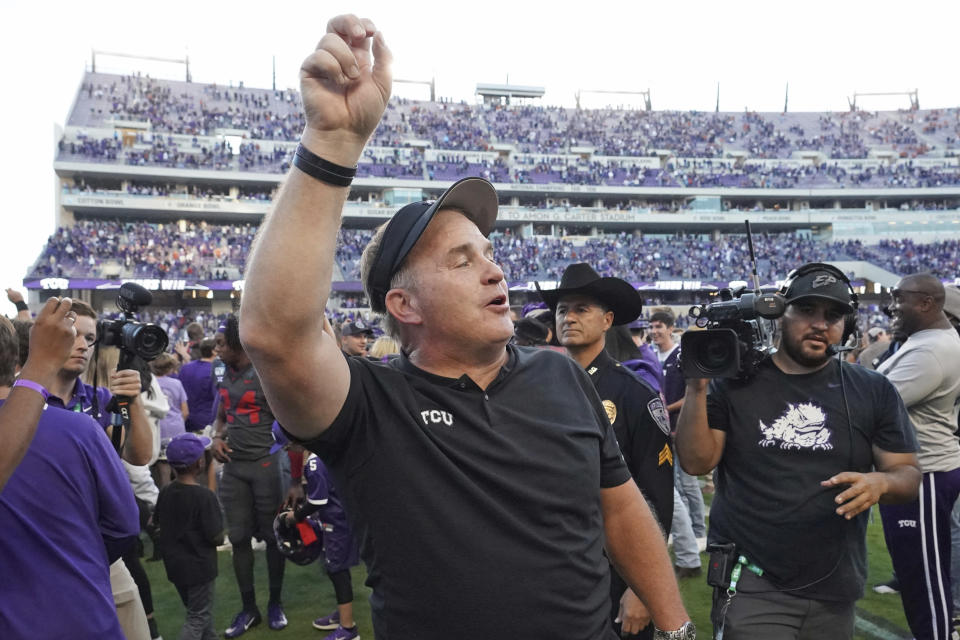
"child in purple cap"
154,433,224,640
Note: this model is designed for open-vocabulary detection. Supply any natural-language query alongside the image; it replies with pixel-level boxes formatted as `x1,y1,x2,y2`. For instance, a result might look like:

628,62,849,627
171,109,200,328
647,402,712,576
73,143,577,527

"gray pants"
671,486,701,569
674,456,707,538
219,452,284,543
712,571,854,640
175,580,217,640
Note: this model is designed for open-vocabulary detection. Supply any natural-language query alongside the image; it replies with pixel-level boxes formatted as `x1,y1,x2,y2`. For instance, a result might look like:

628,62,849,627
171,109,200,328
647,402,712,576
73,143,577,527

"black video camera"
680,288,784,379
96,282,169,362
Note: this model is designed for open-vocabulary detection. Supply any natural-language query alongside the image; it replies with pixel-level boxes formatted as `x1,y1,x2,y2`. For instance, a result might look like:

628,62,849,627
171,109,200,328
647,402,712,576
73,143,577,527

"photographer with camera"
45,299,154,466
676,262,921,639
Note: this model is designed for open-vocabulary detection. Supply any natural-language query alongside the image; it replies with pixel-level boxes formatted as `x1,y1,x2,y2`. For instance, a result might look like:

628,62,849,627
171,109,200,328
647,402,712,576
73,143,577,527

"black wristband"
296,144,357,177
14,301,28,312
293,144,356,187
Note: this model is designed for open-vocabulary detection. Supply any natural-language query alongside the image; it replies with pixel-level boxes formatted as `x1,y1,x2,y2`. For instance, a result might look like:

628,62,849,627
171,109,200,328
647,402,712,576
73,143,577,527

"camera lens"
134,325,169,360
698,337,734,372
121,322,169,360
681,329,740,378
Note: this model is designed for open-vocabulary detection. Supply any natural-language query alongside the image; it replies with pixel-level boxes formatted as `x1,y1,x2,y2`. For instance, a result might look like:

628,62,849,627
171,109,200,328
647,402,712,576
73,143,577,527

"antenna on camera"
745,220,762,296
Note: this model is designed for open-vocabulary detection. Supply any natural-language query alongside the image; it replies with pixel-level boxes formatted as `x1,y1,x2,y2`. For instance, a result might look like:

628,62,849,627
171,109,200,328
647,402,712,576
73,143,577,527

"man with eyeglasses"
877,273,960,640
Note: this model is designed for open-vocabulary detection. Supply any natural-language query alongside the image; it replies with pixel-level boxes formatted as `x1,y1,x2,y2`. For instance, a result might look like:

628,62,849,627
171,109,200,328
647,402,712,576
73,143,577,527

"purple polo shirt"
179,359,216,432
0,401,139,638
46,378,114,429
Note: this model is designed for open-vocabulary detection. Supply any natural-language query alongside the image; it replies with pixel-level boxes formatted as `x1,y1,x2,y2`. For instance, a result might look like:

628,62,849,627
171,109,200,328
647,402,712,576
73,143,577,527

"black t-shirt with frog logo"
706,357,916,601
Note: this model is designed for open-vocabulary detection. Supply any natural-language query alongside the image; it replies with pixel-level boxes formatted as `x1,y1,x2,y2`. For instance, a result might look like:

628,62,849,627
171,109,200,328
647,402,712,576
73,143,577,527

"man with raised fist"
241,14,692,640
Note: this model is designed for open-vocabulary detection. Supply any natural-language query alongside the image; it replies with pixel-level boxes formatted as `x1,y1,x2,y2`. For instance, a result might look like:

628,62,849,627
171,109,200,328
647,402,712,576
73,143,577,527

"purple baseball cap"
166,432,211,467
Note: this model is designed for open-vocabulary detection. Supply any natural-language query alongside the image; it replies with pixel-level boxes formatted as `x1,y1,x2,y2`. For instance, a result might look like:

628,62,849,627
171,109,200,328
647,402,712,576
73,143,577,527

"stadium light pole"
90,50,191,82
576,89,652,111
847,89,920,111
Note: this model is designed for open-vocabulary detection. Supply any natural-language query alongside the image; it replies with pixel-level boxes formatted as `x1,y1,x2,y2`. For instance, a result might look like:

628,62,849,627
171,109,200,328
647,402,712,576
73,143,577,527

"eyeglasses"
891,289,931,298
79,334,98,348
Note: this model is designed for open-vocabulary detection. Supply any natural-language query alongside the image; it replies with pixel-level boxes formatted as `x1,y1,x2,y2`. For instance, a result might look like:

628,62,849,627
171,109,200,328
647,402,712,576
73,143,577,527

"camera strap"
714,555,764,640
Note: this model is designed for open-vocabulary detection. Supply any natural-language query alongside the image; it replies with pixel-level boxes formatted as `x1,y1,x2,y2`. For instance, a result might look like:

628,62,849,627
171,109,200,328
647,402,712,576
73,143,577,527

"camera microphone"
826,344,856,356
118,282,153,311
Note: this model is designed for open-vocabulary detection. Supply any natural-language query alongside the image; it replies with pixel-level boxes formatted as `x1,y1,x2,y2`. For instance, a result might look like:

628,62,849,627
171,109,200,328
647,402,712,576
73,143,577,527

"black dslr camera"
96,282,169,362
680,287,785,379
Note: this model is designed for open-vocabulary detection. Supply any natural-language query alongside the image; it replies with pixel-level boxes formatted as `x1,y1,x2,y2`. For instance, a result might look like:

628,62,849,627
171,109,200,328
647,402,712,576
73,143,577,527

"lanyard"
716,556,764,640
727,555,763,596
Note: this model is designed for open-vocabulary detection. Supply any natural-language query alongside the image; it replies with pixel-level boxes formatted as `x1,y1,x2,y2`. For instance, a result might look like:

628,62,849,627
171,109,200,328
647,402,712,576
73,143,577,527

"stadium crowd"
28,218,960,284
59,130,960,187
67,72,960,161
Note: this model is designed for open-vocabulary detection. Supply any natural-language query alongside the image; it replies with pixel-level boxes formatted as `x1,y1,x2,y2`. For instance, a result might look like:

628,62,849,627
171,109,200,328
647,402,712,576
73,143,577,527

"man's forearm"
0,388,46,492
675,383,720,475
241,137,361,353
603,482,688,632
878,464,922,504
122,400,153,465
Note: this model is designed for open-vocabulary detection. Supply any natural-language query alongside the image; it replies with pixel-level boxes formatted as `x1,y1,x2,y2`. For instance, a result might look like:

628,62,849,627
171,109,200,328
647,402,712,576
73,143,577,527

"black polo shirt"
586,350,674,534
295,344,630,640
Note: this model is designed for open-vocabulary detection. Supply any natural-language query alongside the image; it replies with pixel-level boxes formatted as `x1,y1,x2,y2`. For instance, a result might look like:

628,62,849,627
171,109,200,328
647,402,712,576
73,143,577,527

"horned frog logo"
758,402,833,450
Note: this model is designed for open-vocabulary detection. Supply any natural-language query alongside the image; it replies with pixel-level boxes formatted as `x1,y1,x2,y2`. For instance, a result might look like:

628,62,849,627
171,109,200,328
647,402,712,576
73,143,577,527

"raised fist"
299,14,392,165
20,297,77,385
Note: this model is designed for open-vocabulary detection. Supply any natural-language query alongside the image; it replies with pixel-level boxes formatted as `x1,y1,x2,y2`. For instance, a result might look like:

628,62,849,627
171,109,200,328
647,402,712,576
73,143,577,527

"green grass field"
142,508,912,640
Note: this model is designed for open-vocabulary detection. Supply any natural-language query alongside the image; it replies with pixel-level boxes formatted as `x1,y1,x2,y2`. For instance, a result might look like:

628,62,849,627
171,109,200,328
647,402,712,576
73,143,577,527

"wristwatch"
653,621,696,640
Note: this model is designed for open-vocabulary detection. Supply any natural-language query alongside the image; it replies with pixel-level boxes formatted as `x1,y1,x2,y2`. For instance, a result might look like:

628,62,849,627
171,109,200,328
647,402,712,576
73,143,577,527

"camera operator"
0,301,140,638
676,262,921,639
44,300,154,465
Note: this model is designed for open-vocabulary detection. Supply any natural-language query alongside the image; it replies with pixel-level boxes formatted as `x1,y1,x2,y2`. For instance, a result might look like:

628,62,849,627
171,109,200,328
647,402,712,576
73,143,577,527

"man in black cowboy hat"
240,14,692,640
540,263,676,640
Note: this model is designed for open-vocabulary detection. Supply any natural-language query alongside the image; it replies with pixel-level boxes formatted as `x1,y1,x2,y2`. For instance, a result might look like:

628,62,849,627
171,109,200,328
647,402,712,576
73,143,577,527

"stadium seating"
27,219,960,283
58,72,960,188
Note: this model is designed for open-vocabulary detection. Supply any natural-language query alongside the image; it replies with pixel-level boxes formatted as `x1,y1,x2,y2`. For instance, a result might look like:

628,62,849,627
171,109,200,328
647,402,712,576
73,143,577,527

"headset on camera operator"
675,262,921,640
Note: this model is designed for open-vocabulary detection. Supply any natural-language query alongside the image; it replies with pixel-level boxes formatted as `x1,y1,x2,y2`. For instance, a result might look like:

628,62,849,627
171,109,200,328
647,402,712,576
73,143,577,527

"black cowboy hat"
536,263,642,326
